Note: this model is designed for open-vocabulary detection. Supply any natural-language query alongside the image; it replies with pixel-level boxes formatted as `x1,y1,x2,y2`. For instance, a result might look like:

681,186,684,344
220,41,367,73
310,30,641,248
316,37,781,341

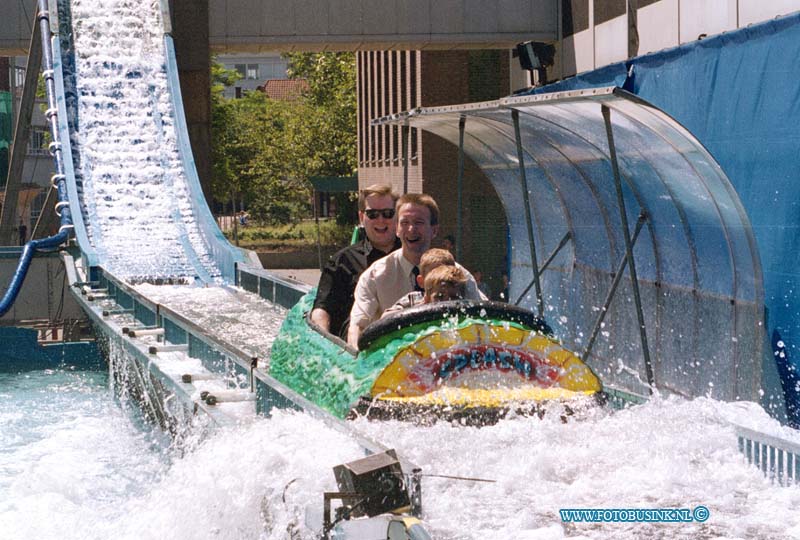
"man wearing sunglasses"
311,184,400,338
347,193,485,349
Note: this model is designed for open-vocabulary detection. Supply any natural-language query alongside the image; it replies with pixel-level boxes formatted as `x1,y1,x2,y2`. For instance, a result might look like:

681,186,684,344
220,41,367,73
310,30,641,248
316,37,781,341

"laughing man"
347,193,485,349
310,184,400,338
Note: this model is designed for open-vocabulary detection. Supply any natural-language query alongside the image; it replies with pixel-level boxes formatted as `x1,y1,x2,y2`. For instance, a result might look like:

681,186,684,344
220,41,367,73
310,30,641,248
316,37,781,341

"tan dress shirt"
349,250,487,331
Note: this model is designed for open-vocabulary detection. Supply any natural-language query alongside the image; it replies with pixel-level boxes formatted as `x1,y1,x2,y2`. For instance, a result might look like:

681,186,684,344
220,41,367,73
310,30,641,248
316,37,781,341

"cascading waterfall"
62,0,219,282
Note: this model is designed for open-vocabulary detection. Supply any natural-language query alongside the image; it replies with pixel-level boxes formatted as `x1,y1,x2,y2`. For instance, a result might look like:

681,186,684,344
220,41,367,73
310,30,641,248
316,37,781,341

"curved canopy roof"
374,87,764,401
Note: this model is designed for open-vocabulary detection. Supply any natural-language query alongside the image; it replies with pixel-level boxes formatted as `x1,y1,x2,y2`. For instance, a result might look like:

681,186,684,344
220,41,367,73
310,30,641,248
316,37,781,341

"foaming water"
0,375,367,540
354,396,800,539
134,284,287,357
86,411,368,540
22,3,800,534
3,366,800,539
0,369,167,538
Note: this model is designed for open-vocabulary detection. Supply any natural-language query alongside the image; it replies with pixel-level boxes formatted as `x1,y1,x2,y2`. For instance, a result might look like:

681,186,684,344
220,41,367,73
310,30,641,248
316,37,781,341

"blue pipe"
0,231,70,315
0,0,73,317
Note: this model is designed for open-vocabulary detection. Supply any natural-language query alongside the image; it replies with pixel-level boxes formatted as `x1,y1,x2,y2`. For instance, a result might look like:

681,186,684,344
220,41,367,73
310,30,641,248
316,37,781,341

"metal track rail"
63,253,422,511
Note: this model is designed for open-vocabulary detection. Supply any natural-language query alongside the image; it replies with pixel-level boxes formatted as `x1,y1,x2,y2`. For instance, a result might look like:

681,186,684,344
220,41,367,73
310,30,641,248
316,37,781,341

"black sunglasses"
365,208,395,219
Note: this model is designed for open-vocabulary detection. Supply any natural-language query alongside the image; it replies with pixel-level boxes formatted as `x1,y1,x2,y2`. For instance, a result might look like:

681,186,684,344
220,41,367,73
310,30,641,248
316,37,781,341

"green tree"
210,53,357,225
210,61,241,211
285,52,358,179
212,87,311,224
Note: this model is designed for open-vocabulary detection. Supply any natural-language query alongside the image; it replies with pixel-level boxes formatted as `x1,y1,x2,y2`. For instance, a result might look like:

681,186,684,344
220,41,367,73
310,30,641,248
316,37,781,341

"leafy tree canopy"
210,53,357,225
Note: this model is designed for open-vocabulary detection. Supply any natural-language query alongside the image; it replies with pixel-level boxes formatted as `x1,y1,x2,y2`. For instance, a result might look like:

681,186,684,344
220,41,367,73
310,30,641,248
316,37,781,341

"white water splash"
30,2,800,539
1,387,367,540
67,0,218,281
353,396,800,539
4,383,800,540
134,283,287,358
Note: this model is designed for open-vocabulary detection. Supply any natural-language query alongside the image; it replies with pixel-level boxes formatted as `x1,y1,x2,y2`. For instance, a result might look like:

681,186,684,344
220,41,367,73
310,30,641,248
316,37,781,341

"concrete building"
2,0,799,268
558,0,800,78
356,50,522,295
216,52,289,98
0,56,53,242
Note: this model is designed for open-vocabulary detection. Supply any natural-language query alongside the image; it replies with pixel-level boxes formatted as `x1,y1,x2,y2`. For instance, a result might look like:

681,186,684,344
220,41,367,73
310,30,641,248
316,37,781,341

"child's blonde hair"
419,248,455,276
424,265,467,302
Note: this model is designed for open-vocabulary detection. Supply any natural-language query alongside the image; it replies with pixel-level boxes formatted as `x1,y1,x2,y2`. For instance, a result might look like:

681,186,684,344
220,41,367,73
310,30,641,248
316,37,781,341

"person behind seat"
381,248,455,317
473,270,491,299
310,184,400,338
423,265,467,303
348,193,485,349
442,233,456,254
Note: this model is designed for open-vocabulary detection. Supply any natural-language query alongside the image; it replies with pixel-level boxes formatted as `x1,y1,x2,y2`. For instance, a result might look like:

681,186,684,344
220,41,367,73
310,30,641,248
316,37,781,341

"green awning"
309,175,358,192
0,91,12,186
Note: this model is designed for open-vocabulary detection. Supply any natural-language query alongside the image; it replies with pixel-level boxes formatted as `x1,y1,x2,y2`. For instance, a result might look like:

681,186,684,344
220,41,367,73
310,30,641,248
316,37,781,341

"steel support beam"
402,123,409,194
582,212,647,364
514,231,571,305
511,109,543,317
601,105,654,390
31,184,56,239
456,115,465,261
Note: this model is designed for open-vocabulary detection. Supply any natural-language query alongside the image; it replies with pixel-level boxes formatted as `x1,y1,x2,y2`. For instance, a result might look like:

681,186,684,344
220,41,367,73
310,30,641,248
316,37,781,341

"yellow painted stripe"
378,386,595,407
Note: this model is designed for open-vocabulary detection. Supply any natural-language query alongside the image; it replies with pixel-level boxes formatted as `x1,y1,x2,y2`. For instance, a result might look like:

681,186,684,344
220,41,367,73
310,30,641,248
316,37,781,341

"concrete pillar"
169,0,213,206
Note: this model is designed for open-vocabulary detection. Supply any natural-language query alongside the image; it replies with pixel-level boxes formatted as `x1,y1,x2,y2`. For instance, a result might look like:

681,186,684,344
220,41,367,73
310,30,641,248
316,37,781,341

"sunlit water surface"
16,0,800,537
0,367,368,540
0,369,165,537
354,397,800,539
3,365,800,540
134,283,287,358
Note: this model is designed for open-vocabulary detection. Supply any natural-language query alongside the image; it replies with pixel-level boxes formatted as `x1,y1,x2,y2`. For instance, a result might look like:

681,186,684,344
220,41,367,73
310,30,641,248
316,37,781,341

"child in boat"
422,265,467,303
380,248,455,317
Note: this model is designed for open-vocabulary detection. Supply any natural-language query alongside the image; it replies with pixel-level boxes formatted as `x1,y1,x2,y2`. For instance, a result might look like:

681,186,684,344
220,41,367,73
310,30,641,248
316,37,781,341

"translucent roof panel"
375,87,765,401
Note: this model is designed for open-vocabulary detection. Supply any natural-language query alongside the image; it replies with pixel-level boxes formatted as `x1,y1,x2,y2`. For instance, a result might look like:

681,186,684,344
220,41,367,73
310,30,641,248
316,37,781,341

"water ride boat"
270,291,602,423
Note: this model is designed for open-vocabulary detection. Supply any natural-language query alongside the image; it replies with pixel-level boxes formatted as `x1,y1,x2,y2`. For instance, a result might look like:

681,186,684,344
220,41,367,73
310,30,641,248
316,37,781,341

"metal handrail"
736,424,800,485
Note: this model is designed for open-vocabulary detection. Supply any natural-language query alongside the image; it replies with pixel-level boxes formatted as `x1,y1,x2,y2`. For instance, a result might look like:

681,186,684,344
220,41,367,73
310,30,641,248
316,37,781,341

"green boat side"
270,290,375,418
269,290,568,418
